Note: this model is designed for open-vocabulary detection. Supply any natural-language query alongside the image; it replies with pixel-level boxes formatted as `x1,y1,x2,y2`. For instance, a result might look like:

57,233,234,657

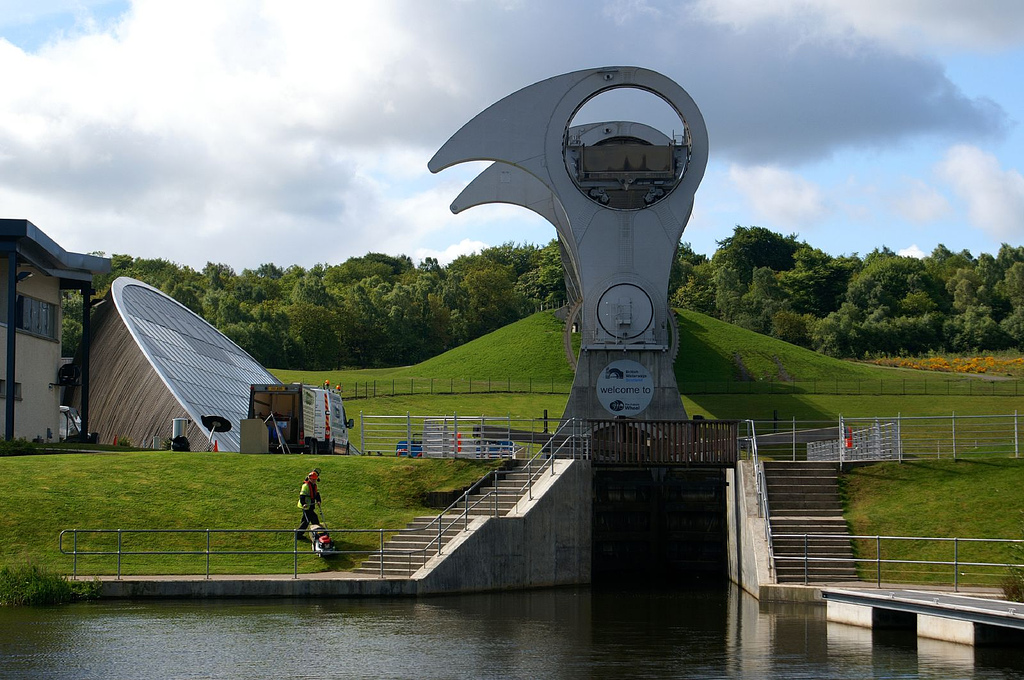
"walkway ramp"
824,588,1024,646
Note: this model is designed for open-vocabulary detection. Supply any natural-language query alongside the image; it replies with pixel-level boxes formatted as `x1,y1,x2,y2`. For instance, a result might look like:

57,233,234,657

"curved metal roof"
110,277,280,451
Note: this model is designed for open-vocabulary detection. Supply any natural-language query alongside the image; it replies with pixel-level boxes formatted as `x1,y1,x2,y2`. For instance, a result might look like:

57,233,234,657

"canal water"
1,584,1022,679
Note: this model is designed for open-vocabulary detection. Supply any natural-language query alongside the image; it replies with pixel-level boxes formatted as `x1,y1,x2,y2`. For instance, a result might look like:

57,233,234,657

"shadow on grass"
684,393,835,422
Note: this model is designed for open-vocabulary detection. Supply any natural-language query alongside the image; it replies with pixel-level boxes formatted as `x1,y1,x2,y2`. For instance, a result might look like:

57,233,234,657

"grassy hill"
275,309,1021,422
675,309,892,384
279,309,928,387
276,312,574,386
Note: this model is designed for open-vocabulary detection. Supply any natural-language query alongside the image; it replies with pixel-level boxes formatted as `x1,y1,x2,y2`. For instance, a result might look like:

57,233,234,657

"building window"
0,380,23,399
16,295,58,340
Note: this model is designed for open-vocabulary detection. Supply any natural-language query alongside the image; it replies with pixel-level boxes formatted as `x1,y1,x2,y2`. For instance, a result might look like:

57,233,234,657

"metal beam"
80,283,92,442
5,250,16,440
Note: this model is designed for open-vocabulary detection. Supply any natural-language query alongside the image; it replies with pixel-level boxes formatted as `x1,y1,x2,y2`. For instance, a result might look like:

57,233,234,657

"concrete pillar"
917,613,976,645
827,600,875,628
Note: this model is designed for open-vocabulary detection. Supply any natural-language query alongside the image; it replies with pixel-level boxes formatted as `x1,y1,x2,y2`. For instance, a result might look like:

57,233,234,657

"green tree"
778,247,858,317
286,302,343,370
714,265,745,323
740,267,789,334
812,303,866,358
713,226,801,286
515,239,566,307
771,310,814,348
671,260,716,315
943,306,1010,353
61,290,83,358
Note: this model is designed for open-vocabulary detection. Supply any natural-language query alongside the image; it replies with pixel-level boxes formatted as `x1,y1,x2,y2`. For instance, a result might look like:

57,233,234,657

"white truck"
59,405,82,441
247,384,353,454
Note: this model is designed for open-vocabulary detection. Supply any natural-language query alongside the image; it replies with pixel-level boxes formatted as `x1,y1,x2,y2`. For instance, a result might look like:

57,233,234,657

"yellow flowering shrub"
872,356,1024,376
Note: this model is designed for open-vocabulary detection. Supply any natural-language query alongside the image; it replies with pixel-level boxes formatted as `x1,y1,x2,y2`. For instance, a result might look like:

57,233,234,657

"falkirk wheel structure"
430,67,708,422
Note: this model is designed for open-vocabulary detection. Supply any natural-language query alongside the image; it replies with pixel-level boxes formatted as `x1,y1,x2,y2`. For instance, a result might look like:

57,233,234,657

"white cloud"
0,0,1013,270
691,0,1024,51
415,239,489,266
898,244,926,258
936,145,1024,241
728,165,828,227
889,178,951,223
602,0,662,25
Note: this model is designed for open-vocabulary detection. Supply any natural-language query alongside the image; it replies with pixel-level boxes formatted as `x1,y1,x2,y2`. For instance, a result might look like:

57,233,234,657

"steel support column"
5,249,17,440
79,283,92,441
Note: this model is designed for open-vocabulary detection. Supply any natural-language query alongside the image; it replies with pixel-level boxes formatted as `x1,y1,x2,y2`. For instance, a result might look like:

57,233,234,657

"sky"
0,0,1022,271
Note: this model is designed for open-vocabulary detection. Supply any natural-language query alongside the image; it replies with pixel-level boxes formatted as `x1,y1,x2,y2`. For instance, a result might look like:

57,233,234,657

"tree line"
672,227,1024,357
62,242,566,369
62,226,1024,369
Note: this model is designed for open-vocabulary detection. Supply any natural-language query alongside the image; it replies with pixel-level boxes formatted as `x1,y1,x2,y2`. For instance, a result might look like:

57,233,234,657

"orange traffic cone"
213,440,219,452
113,435,118,446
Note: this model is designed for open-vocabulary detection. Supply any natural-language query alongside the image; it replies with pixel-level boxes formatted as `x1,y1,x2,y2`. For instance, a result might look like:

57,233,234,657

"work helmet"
308,470,319,481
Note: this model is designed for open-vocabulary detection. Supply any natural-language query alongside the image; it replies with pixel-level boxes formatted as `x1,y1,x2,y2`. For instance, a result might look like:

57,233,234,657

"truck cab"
59,405,82,441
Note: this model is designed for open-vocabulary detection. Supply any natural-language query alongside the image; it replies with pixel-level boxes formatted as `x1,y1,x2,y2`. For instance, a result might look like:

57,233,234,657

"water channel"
2,583,1022,679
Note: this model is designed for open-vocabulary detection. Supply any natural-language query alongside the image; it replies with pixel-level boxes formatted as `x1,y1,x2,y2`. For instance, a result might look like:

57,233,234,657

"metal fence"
328,378,1024,401
773,534,1024,590
56,525,498,580
357,413,571,458
58,527,381,579
745,412,1022,463
336,378,573,400
679,378,1024,397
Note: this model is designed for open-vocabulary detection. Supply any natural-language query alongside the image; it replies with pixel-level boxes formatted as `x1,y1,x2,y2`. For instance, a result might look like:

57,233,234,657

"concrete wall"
726,460,773,599
417,458,592,593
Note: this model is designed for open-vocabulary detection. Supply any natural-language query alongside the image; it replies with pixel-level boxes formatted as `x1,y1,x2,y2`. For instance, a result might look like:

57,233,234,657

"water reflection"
1,584,1022,679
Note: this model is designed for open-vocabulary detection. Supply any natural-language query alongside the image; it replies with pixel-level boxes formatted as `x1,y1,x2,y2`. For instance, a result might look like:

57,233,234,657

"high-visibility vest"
297,480,318,509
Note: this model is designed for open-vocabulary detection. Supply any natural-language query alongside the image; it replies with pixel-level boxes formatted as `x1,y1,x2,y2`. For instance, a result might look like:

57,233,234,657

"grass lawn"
841,458,1024,586
0,451,500,576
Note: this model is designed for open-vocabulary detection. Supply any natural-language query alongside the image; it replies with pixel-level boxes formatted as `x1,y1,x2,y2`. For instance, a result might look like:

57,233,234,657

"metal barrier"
414,418,585,568
773,533,1024,590
336,377,1024,400
57,527,414,580
679,378,1024,397
358,414,564,458
588,418,739,466
741,419,777,577
340,377,572,401
750,412,1022,463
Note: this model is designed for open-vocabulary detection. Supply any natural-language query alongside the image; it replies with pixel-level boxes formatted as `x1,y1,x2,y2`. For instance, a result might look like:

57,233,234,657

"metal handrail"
746,419,776,577
58,527,448,580
417,418,583,558
772,532,1024,590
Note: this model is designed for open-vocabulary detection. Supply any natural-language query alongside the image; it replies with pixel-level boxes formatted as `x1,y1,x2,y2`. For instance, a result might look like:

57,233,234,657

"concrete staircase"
353,462,536,578
762,461,859,583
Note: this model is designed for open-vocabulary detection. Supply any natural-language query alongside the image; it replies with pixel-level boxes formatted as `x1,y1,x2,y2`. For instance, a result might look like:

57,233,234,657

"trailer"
247,384,353,454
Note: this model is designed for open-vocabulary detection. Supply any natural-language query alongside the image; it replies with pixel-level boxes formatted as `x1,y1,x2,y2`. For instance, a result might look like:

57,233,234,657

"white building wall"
0,259,63,442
